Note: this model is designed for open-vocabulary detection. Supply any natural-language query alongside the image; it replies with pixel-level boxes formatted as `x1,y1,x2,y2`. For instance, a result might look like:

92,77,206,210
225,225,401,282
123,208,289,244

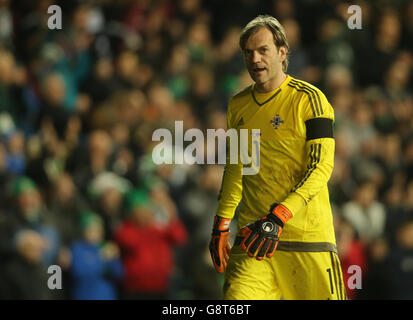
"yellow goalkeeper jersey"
217,74,337,251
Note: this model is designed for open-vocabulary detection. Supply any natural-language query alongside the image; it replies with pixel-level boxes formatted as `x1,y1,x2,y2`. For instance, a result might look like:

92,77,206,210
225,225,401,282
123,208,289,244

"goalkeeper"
209,15,346,300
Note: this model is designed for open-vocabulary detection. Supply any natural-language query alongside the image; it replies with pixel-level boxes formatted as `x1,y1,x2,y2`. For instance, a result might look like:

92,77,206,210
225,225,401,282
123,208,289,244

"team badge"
270,115,284,129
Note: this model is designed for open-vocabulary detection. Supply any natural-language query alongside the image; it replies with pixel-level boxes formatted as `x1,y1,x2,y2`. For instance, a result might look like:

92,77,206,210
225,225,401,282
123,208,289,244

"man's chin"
249,71,263,82
252,77,267,86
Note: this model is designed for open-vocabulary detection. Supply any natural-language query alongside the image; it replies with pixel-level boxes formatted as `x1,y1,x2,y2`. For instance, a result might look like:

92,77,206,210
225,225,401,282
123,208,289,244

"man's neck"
255,72,287,93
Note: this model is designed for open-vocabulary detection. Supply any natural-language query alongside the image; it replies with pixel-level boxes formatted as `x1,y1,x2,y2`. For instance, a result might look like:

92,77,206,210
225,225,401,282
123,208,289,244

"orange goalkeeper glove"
239,204,292,260
209,216,231,273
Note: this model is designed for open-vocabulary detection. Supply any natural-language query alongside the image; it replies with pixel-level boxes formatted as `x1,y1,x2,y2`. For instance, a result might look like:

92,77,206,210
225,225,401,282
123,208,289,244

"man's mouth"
252,67,266,74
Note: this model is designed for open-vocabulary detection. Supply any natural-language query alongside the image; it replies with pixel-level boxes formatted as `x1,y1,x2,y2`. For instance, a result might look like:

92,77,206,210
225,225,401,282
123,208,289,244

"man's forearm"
216,162,243,219
281,138,335,216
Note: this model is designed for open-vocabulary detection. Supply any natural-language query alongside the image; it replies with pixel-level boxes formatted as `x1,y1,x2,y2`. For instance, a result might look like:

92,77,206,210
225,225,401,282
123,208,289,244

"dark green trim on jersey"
290,79,323,116
292,143,321,191
251,88,281,106
305,118,334,140
288,80,323,117
288,83,318,117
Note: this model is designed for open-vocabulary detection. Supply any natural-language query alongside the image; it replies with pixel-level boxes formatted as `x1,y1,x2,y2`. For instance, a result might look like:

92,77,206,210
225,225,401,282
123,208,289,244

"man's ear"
278,46,287,61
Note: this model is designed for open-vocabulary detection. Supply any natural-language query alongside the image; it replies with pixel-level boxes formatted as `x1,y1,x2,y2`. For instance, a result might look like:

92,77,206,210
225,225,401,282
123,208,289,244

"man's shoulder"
287,76,326,96
229,84,253,103
226,85,253,118
287,76,333,118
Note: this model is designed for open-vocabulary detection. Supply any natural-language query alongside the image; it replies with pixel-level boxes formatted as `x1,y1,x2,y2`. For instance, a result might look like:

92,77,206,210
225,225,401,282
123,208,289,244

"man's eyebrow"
244,45,269,51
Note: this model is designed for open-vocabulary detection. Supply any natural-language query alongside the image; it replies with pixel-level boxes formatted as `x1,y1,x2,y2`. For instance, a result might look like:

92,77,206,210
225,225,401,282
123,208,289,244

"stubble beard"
252,68,278,92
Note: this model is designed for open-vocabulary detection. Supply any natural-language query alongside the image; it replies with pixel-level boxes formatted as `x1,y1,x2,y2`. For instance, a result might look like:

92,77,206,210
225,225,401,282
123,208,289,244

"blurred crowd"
0,0,412,300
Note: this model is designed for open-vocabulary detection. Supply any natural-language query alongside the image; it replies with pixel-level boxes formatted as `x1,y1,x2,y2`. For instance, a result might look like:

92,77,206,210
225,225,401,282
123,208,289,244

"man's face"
84,224,103,244
132,207,154,227
18,190,41,217
243,27,286,90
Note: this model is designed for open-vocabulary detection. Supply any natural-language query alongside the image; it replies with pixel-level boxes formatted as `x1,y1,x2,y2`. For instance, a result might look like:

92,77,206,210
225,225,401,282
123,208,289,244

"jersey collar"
252,74,292,106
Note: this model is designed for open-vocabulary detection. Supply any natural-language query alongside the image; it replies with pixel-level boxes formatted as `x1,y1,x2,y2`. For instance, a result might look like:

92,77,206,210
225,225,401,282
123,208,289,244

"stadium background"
0,0,413,300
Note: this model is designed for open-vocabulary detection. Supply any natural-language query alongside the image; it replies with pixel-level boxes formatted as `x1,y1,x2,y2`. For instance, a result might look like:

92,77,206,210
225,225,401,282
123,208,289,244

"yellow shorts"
224,245,347,300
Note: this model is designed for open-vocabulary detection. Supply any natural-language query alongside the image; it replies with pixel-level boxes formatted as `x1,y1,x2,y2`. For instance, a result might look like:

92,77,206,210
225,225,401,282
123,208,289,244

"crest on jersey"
270,115,284,129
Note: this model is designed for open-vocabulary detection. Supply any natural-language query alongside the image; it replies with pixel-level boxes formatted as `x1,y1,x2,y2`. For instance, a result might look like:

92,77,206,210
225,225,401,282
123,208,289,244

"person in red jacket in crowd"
115,187,187,299
335,214,367,300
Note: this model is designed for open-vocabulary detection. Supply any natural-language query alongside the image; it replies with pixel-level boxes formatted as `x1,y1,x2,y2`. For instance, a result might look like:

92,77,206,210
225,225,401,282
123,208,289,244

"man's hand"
209,216,232,273
239,204,292,260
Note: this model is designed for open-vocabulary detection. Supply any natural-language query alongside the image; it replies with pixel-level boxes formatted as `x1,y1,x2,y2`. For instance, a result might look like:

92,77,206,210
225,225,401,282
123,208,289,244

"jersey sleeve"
280,90,335,216
215,100,243,219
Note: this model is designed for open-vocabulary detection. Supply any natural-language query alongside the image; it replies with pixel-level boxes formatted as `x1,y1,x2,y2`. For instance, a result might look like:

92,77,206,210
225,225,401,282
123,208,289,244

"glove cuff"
213,215,231,231
269,204,293,225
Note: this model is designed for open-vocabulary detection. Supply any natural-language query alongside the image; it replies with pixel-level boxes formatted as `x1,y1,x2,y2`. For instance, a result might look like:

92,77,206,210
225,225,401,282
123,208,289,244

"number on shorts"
326,268,334,294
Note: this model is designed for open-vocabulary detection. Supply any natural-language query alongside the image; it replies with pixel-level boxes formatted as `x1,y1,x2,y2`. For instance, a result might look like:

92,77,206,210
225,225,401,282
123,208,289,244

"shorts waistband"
233,236,337,253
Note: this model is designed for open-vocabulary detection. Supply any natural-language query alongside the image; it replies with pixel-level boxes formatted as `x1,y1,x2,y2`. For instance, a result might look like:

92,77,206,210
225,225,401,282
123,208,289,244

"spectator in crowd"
37,72,72,141
0,50,28,127
69,211,124,300
334,214,367,300
73,129,113,194
5,176,60,266
358,10,401,87
48,172,89,247
360,217,413,300
0,229,51,299
282,18,313,82
342,181,386,244
84,57,118,106
115,188,187,299
383,218,413,299
4,130,26,175
88,171,131,240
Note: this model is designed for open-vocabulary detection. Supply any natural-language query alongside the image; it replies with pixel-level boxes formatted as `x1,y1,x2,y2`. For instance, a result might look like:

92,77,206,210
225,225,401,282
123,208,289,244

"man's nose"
251,51,261,64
